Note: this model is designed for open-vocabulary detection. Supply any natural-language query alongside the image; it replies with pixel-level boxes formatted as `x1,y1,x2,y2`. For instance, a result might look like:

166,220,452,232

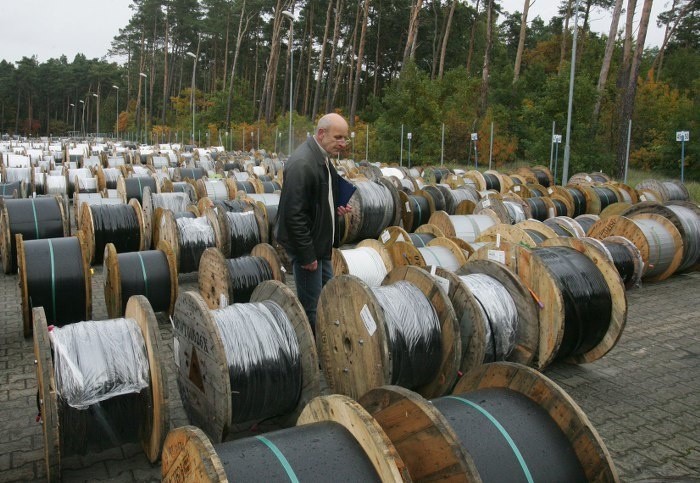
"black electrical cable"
177,217,216,273
213,199,251,213
532,169,551,187
174,211,196,220
124,176,157,204
236,180,256,194
526,185,544,197
261,181,281,193
24,237,87,325
591,187,618,211
526,198,549,221
422,185,446,212
171,182,197,202
223,162,242,172
5,198,64,272
407,194,430,231
257,174,273,182
179,167,207,181
433,168,450,184
226,256,274,303
90,204,141,264
214,422,381,482
600,240,636,287
575,216,597,235
409,232,435,247
532,246,612,358
212,300,302,424
432,388,586,483
524,229,548,245
371,281,442,389
226,212,262,259
355,182,395,241
117,250,172,314
510,176,523,185
566,188,587,217
551,198,567,216
546,220,576,237
483,173,501,191
0,181,22,199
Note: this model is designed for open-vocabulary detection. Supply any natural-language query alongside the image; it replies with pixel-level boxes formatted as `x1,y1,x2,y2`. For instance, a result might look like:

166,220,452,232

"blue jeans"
292,257,333,334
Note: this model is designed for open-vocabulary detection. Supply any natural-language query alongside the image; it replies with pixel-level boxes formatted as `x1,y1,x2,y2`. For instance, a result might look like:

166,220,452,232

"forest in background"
0,0,697,180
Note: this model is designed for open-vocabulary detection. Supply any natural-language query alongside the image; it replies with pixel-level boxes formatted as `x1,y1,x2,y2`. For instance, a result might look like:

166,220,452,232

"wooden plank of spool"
551,194,574,217
457,259,539,367
428,211,457,237
508,182,531,198
415,223,446,238
477,224,539,249
515,219,559,241
433,268,487,374
297,394,411,482
611,182,639,204
398,190,415,231
539,237,627,364
0,207,10,273
141,186,155,249
454,362,619,483
384,266,461,397
635,179,669,201
454,199,477,215
132,198,147,251
357,238,394,273
514,167,538,184
161,426,227,483
471,240,519,272
331,247,350,277
359,386,477,481
377,225,411,247
32,307,60,482
599,202,632,219
388,241,424,268
464,170,487,191
157,210,181,272
498,172,515,193
160,178,173,193
115,175,128,203
525,183,549,197
79,201,96,263
103,243,122,318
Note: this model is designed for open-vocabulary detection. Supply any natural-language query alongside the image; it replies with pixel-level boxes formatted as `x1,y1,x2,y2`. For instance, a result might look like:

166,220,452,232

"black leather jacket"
274,137,340,265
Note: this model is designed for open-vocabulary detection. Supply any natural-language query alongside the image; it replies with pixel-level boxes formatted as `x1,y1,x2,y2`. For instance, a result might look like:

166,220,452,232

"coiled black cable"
575,215,598,235
179,167,207,181
124,176,157,204
526,198,549,221
117,250,172,314
483,173,501,191
4,198,64,272
260,181,281,193
524,229,548,245
566,188,587,217
177,217,216,273
0,181,22,199
422,185,446,212
532,247,612,358
600,240,636,287
226,211,262,259
236,180,256,193
591,187,618,211
407,194,431,232
226,256,274,303
90,204,141,264
408,233,436,247
355,182,395,241
551,198,567,216
532,169,551,187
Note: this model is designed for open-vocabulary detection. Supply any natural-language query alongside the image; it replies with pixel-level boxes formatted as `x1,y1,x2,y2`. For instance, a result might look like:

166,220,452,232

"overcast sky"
0,0,668,65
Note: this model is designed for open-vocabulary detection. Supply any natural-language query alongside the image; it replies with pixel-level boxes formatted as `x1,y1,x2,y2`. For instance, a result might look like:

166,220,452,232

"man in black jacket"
275,113,352,332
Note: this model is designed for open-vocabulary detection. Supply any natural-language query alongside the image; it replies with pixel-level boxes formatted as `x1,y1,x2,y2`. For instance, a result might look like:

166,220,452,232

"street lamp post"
282,10,295,155
92,93,99,138
79,100,85,137
186,51,198,145
112,85,119,139
139,72,148,143
70,103,76,134
407,132,412,169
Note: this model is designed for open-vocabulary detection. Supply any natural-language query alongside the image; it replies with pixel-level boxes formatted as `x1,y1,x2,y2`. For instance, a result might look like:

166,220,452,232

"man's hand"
336,205,352,216
301,260,318,271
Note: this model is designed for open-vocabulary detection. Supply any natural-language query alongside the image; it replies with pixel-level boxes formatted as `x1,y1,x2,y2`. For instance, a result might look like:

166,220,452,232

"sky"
0,0,670,65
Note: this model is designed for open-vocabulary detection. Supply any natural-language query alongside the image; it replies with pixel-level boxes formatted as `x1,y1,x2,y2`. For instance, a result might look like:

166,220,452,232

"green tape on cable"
255,435,299,483
445,395,534,483
31,199,39,238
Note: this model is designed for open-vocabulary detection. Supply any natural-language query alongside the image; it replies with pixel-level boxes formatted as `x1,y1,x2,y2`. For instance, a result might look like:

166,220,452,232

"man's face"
317,122,348,157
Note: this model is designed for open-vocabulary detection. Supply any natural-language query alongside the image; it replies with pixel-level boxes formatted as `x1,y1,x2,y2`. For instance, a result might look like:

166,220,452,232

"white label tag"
488,249,506,264
496,233,501,248
514,186,520,192
381,230,391,243
405,201,411,213
639,195,647,202
360,304,377,336
281,265,287,273
430,265,437,275
585,176,592,182
434,274,450,294
173,338,180,368
482,199,491,208
219,294,228,308
547,188,554,194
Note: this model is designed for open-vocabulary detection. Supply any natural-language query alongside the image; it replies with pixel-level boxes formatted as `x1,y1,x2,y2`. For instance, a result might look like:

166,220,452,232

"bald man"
274,113,352,332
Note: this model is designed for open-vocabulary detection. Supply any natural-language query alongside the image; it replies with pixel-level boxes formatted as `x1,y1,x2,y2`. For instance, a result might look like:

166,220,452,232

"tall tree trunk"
347,2,362,113
479,0,494,117
402,0,424,68
312,0,334,120
259,1,286,123
302,6,314,116
620,0,638,86
325,0,343,112
513,0,531,83
466,0,480,75
373,0,383,95
431,0,442,79
438,0,457,80
350,0,370,127
592,0,624,124
226,2,249,128
651,0,690,80
559,0,573,75
222,12,230,94
616,0,652,178
161,8,169,125
14,92,20,134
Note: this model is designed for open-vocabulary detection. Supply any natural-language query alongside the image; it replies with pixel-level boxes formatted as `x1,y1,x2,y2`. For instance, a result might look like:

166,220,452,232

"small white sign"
434,275,450,294
676,131,689,142
173,338,180,368
487,249,506,264
381,230,391,244
407,132,413,140
405,201,411,213
482,199,491,208
360,304,377,336
553,134,562,143
471,133,479,141
513,186,520,192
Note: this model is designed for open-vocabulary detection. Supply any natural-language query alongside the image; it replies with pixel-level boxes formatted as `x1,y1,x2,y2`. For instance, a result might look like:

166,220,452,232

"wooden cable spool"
80,198,146,265
360,362,619,483
544,216,586,238
587,214,684,282
581,185,621,215
438,258,539,372
635,179,689,202
471,238,627,368
157,210,222,273
477,223,542,248
599,201,633,218
244,193,280,242
428,211,499,243
580,236,645,289
398,189,435,232
198,244,285,309
345,178,401,244
317,265,461,399
388,237,467,271
172,283,320,442
161,394,409,482
142,186,195,249
117,174,159,204
332,239,394,286
525,183,549,197
33,295,168,481
513,167,539,185
195,178,237,201
0,196,69,274
17,232,92,337
103,240,178,317
209,202,267,258
377,225,412,247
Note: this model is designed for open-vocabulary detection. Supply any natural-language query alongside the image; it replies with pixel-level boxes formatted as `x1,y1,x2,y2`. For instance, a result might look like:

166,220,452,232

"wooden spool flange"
172,283,320,442
317,266,461,399
452,362,619,483
103,240,178,318
33,295,168,480
515,219,559,243
388,237,467,271
198,243,285,310
477,224,541,249
377,225,412,247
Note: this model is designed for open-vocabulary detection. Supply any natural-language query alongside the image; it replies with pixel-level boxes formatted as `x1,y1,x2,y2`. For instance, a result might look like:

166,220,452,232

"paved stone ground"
0,260,698,482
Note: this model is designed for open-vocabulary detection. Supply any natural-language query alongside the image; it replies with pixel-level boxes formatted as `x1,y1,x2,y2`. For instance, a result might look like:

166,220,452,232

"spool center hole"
343,336,352,354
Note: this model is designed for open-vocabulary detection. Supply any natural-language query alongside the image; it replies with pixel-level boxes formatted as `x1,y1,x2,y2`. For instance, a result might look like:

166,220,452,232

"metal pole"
681,139,685,183
474,140,478,169
115,87,119,139
561,0,581,186
408,137,411,168
365,123,369,162
440,123,445,166
549,121,556,171
624,119,632,184
400,124,404,166
488,121,494,170
554,141,560,185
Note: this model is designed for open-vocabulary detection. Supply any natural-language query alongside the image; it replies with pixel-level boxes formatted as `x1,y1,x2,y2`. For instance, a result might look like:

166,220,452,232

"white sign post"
676,131,689,183
407,132,413,169
553,134,562,184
